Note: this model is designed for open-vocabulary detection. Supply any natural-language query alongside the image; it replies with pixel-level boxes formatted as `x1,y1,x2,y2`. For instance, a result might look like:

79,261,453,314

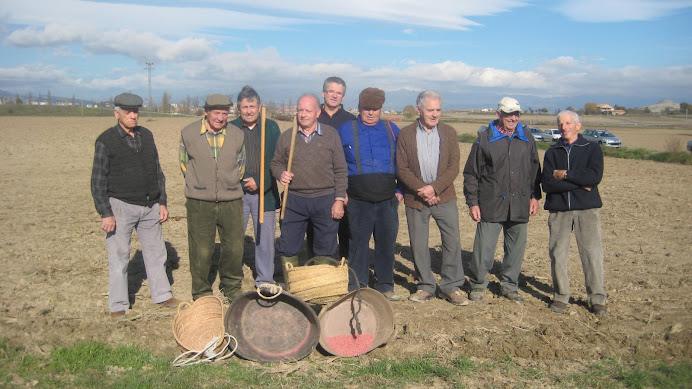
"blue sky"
1,0,691,110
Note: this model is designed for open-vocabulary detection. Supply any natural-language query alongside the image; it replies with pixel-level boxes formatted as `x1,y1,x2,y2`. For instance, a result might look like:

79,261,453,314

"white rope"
172,334,238,367
256,283,283,299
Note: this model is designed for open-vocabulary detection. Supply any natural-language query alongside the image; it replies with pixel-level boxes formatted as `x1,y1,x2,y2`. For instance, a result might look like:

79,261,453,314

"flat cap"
497,97,522,114
359,87,385,110
114,93,143,109
204,94,232,110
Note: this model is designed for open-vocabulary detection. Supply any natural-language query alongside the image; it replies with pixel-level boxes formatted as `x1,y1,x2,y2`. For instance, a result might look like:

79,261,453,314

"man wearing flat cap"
337,87,403,301
462,97,542,303
179,94,246,303
91,92,182,322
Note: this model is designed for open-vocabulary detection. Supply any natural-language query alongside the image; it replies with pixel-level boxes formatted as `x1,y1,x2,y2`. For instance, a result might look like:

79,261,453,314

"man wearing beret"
463,97,542,303
337,87,403,301
270,93,348,283
396,90,468,306
179,94,246,303
91,92,182,322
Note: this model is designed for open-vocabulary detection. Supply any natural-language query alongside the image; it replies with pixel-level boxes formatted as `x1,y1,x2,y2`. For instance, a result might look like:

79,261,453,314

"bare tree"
71,95,76,105
161,91,171,113
28,92,33,105
47,90,52,105
402,104,417,119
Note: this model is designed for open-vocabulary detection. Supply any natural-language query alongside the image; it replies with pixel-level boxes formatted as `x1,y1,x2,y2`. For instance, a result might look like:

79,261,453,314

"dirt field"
0,116,690,376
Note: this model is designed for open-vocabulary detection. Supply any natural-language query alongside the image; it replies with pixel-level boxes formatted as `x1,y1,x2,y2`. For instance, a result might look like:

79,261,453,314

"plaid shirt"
179,118,246,177
91,124,167,218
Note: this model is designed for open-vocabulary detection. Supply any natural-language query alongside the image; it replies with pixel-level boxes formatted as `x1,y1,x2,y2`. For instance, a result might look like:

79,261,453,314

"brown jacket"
396,121,460,210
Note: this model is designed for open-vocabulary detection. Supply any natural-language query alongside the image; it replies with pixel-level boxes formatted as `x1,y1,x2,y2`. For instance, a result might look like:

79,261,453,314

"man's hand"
243,177,258,192
529,198,539,216
395,193,404,203
417,185,436,202
553,169,567,180
426,195,441,206
331,200,345,219
101,216,116,233
280,171,294,186
469,205,481,222
582,186,592,191
159,205,169,223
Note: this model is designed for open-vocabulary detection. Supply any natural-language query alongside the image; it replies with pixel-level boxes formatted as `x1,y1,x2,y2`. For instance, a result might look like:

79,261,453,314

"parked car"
687,140,692,152
544,129,561,142
582,129,622,148
527,127,545,142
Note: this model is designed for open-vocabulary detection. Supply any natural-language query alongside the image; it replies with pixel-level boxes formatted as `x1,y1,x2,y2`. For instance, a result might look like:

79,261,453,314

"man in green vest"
179,94,246,303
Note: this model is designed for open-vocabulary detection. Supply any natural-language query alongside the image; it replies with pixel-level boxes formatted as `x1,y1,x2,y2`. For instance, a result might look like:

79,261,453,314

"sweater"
396,121,459,210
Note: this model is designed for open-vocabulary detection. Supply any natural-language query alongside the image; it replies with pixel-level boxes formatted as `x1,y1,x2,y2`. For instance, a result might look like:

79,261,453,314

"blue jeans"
347,196,399,293
106,198,172,312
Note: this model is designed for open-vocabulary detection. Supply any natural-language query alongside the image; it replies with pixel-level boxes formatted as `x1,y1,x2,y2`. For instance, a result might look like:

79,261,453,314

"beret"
114,93,143,109
358,87,385,110
204,94,233,110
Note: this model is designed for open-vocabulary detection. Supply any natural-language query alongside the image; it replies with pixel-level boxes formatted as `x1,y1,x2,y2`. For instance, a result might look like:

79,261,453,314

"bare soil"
0,116,690,374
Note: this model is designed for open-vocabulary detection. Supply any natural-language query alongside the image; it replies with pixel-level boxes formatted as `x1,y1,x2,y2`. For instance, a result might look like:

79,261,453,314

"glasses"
325,90,343,97
501,111,521,118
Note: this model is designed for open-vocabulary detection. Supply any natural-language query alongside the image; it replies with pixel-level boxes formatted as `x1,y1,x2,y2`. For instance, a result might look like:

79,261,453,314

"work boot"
281,256,299,289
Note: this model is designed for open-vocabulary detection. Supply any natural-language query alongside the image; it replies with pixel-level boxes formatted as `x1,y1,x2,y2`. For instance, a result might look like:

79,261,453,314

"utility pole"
145,62,154,121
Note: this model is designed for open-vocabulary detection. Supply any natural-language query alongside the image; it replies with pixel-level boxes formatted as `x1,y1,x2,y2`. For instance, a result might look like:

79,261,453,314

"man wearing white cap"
462,97,542,303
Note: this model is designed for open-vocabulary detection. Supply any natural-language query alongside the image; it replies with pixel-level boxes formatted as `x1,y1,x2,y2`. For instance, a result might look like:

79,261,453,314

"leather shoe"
592,304,609,316
503,292,524,303
382,290,402,302
549,301,567,313
444,290,470,306
158,297,184,309
408,290,434,303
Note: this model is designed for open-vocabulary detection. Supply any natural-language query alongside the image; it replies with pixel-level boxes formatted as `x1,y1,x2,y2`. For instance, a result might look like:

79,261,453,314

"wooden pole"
259,105,267,224
280,115,298,220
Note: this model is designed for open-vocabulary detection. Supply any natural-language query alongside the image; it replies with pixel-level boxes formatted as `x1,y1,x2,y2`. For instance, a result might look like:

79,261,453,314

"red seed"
325,333,375,357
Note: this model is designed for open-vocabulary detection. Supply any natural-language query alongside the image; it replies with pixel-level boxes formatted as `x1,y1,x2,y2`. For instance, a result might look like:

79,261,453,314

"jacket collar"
488,120,528,143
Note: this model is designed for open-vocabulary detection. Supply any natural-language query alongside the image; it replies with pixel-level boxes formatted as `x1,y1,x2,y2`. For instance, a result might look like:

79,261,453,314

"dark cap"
114,93,143,109
358,87,385,110
204,94,232,110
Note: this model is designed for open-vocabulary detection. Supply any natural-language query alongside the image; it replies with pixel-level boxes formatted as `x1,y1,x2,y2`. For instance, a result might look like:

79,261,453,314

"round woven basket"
285,258,349,304
172,296,226,352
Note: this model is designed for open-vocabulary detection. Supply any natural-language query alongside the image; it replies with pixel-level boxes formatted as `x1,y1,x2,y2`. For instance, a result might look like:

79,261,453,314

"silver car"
527,127,545,142
583,129,622,148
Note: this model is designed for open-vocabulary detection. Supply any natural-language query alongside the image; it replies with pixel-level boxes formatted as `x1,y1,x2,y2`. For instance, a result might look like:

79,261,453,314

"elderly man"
310,76,358,260
397,90,468,306
230,86,281,288
270,93,347,282
463,97,541,303
337,87,403,301
180,94,246,303
91,92,181,322
542,110,608,315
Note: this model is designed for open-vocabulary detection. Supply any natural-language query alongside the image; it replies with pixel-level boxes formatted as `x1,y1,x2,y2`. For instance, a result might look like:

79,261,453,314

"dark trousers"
347,197,399,293
277,193,338,257
306,211,350,259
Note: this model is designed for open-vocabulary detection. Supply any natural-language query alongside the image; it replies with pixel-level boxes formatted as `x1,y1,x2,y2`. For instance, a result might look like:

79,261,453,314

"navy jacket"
542,134,603,211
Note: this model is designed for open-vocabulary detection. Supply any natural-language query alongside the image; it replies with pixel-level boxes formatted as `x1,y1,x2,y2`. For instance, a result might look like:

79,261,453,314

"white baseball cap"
498,97,522,113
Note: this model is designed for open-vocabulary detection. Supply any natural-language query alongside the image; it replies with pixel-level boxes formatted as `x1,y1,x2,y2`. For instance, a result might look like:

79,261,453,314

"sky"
1,0,691,111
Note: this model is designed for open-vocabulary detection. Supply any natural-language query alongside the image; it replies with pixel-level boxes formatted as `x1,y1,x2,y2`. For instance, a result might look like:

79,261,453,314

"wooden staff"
259,105,267,224
280,115,298,220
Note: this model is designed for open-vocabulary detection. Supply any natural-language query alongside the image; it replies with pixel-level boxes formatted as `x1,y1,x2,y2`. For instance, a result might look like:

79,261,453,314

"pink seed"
325,334,375,357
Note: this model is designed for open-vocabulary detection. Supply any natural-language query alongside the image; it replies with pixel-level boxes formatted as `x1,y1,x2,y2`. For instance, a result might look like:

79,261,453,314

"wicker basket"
285,258,349,304
172,296,226,352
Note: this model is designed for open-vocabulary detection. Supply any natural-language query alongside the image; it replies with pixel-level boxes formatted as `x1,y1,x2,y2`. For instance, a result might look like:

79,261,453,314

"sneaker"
444,290,470,306
549,300,567,313
503,292,525,303
158,297,184,309
382,290,402,302
592,304,609,316
469,290,485,301
408,290,434,303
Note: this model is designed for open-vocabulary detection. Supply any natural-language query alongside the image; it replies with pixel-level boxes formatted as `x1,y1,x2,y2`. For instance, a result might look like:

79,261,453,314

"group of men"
91,77,608,322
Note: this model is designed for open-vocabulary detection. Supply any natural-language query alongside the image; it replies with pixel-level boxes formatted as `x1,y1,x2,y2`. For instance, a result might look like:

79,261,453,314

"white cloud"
556,0,692,22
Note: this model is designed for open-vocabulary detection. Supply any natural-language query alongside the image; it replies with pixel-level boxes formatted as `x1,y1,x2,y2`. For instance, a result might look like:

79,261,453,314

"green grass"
1,340,689,389
457,135,692,165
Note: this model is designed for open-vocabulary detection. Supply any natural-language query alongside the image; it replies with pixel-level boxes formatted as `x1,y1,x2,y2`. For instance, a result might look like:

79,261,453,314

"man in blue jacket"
338,87,403,301
542,110,608,316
